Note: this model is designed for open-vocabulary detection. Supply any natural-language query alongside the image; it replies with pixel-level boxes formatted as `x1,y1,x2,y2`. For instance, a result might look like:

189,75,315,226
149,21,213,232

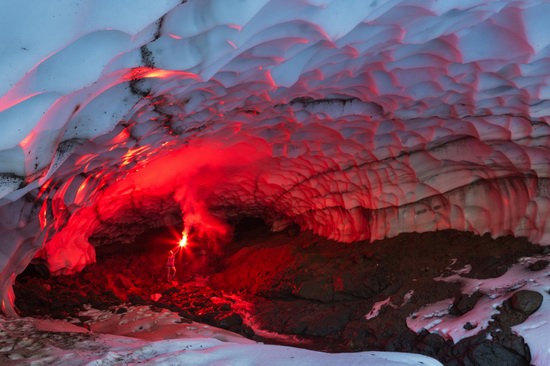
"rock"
114,274,134,289
178,310,194,319
382,282,401,296
218,313,243,329
128,294,145,305
199,311,217,322
490,330,531,361
162,287,178,295
467,256,508,279
510,290,543,316
242,325,255,338
449,291,483,315
78,315,93,322
313,309,351,336
364,273,389,294
283,319,307,335
452,333,485,361
296,281,333,303
385,328,418,353
491,302,528,329
417,332,446,357
175,316,192,324
286,223,301,237
528,260,549,271
471,342,530,366
51,310,70,319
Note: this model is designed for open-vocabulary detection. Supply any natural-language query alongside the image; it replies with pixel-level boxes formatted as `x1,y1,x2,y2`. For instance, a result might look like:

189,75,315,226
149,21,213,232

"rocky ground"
13,221,549,365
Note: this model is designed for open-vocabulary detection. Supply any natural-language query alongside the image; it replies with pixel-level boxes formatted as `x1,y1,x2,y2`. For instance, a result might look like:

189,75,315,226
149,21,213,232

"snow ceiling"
2,0,550,314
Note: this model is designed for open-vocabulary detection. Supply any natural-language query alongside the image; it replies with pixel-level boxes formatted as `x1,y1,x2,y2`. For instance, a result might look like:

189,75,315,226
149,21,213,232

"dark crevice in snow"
0,173,25,191
288,97,360,106
129,79,152,97
140,45,155,68
153,16,165,41
275,97,386,117
56,139,87,156
150,97,181,136
129,68,153,98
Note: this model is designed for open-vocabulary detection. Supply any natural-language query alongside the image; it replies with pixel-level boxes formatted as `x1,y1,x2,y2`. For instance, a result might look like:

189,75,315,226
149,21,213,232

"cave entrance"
233,216,270,236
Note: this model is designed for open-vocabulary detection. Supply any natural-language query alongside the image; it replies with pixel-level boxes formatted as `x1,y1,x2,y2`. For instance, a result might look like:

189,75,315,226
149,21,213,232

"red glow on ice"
39,200,48,229
121,146,151,167
227,24,242,31
123,67,200,82
19,130,38,152
75,154,96,166
265,70,276,88
75,176,93,205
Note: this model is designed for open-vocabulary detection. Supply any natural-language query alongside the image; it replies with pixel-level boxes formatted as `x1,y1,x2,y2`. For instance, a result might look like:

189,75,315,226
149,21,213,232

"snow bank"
0,306,443,366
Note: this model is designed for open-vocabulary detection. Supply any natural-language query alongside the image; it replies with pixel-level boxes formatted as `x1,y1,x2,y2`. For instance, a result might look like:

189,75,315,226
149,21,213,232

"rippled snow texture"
1,0,550,319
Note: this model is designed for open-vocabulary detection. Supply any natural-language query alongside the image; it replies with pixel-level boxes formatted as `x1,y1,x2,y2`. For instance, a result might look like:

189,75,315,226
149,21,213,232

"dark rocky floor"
14,224,547,366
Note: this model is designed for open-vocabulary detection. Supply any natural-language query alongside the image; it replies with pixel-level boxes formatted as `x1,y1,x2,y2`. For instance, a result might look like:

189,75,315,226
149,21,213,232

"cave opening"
233,216,270,237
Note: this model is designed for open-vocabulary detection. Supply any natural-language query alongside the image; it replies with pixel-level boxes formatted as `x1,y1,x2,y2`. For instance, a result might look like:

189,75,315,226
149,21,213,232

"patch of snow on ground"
366,291,416,320
366,297,394,320
407,296,496,342
511,256,550,366
0,306,444,365
81,305,252,343
407,254,550,365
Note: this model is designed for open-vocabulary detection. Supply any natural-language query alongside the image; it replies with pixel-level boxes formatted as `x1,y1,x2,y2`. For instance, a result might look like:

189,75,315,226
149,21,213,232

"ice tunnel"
2,0,550,354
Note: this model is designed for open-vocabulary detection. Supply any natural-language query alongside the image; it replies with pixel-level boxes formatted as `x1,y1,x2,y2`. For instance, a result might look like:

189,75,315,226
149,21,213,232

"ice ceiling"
1,0,550,315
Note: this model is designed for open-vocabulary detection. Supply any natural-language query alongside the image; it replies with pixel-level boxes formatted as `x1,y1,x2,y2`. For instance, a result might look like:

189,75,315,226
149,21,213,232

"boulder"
510,290,543,316
471,342,530,366
449,291,483,316
528,260,549,271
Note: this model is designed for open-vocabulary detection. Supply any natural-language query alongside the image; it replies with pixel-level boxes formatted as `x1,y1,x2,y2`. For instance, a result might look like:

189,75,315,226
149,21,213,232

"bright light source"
179,232,188,247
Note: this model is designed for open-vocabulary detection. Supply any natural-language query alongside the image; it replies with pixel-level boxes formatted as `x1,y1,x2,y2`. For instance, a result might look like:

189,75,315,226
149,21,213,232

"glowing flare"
179,232,188,248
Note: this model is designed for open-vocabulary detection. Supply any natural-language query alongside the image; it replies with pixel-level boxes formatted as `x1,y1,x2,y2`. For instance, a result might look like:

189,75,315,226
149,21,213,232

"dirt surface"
13,224,547,365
